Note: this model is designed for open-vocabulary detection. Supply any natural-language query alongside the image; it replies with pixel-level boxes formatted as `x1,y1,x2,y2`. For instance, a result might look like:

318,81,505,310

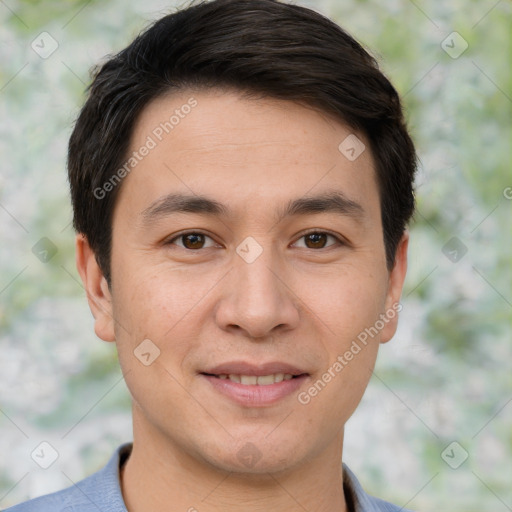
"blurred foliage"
0,0,510,510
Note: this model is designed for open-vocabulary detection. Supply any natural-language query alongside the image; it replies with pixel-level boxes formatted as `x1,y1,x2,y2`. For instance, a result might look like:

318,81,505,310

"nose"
214,241,300,340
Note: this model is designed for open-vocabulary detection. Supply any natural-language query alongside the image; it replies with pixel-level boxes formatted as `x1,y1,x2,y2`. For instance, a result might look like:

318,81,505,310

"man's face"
82,89,407,474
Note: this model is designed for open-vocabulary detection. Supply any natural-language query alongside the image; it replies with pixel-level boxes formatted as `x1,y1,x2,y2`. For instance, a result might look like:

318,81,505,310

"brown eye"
305,232,328,248
182,233,205,249
168,232,217,250
294,232,341,250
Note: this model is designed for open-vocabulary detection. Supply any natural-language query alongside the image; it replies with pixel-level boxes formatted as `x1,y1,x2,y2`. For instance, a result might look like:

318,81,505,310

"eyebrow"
140,191,365,226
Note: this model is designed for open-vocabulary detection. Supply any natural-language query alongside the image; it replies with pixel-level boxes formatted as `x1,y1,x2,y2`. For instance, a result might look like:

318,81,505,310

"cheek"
109,270,190,370
305,266,388,340
110,272,199,422
113,265,202,334
296,332,379,454
298,269,386,414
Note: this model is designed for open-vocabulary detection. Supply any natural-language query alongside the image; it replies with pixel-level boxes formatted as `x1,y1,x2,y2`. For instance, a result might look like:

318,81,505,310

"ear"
75,234,116,342
380,231,409,344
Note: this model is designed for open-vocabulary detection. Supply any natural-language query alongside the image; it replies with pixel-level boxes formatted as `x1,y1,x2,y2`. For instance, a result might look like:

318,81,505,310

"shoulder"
343,463,415,512
4,444,131,512
3,483,85,512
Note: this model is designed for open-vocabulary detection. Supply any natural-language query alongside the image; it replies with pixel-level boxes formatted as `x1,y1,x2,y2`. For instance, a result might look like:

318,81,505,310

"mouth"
200,372,307,385
199,361,310,406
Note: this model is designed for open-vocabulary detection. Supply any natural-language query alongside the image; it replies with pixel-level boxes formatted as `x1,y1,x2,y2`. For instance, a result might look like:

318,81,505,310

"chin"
197,434,306,475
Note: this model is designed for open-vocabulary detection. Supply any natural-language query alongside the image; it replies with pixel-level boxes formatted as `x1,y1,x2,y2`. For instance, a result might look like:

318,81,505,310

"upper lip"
201,361,309,377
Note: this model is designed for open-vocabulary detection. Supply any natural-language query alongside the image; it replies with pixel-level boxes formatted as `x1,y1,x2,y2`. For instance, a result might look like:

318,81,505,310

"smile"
200,372,309,406
204,373,300,385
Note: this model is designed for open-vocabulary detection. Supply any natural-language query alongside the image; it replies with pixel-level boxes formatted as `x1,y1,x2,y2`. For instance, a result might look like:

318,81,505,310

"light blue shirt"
4,443,413,511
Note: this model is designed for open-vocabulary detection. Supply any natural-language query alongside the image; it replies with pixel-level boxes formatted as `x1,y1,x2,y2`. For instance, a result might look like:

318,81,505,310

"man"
7,0,417,510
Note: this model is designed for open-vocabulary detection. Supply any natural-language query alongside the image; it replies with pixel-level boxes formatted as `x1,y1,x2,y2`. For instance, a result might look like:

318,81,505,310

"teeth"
240,375,257,385
256,374,274,385
215,373,296,385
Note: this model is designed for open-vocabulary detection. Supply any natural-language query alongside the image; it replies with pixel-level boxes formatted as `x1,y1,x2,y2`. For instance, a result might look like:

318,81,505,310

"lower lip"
201,374,309,407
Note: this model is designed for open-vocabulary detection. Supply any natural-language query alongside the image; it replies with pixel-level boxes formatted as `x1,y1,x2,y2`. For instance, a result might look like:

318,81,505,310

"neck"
121,414,347,512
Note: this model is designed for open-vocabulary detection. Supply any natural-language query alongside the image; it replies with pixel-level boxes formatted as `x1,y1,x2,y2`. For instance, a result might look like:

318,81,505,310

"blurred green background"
0,0,510,510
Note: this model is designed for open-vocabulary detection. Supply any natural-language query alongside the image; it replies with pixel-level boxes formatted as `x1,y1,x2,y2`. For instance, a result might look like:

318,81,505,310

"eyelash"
165,230,346,251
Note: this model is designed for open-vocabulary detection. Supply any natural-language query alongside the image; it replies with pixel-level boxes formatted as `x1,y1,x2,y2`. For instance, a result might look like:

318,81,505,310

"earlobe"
75,234,116,342
380,231,409,344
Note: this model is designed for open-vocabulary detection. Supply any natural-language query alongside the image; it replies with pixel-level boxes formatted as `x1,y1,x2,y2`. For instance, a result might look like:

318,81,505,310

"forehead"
114,88,380,225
